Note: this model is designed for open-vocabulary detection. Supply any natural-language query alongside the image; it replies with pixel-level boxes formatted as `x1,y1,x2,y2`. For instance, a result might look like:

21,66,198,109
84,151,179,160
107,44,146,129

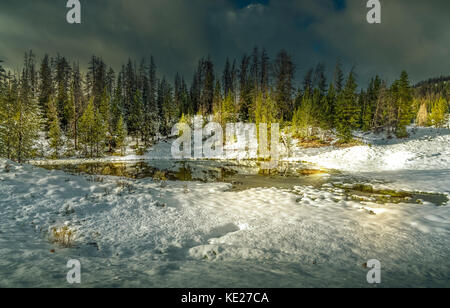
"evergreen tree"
260,48,270,96
362,76,381,131
395,71,413,138
273,50,295,121
115,115,127,154
54,55,71,129
221,92,237,127
302,68,313,94
325,83,336,128
292,89,314,137
336,70,359,142
47,97,63,158
78,99,106,157
7,69,43,162
238,54,252,121
223,58,233,98
254,92,277,125
429,97,448,128
129,90,144,143
213,79,223,121
67,63,84,151
99,88,112,151
39,54,53,119
333,59,344,94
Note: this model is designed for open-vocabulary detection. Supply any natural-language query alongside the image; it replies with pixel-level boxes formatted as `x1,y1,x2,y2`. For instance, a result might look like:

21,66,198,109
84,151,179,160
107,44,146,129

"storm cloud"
0,0,448,85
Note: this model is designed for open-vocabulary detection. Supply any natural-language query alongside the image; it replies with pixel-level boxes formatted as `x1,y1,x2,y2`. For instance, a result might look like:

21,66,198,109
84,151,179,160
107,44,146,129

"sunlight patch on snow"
383,150,415,170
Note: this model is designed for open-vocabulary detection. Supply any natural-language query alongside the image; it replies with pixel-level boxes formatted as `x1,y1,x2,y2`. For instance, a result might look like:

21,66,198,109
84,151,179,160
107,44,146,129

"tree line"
0,49,448,162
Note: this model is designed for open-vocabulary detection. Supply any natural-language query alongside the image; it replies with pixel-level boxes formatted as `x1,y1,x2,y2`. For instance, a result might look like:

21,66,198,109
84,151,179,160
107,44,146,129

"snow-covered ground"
1,126,449,287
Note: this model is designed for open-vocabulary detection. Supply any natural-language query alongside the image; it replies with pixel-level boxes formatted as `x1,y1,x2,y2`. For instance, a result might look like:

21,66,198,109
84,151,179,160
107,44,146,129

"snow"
295,127,450,173
1,126,449,287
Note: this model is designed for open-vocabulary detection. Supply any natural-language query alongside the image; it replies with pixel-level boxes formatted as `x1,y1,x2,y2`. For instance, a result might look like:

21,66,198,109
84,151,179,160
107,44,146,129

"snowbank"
0,157,449,287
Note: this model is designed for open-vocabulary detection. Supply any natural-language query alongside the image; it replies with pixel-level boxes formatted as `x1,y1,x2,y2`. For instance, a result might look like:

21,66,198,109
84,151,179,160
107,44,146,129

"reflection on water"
38,160,448,206
38,161,332,189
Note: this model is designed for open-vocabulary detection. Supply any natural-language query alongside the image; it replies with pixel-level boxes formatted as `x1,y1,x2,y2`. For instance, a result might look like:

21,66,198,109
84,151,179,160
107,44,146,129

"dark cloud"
0,0,448,85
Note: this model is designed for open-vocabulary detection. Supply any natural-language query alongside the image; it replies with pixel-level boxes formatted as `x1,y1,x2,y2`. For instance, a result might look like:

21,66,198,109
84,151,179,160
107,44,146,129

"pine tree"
223,58,233,98
292,89,314,137
212,79,222,120
429,97,448,128
99,88,112,151
362,76,381,132
254,92,277,126
221,92,237,127
333,59,344,94
115,115,127,154
78,98,101,157
201,57,215,115
273,50,295,121
93,107,107,156
39,55,53,120
238,54,251,121
47,97,63,158
325,83,336,129
129,90,144,143
10,72,42,162
54,55,71,129
0,75,18,159
395,71,413,138
336,70,359,142
67,63,84,151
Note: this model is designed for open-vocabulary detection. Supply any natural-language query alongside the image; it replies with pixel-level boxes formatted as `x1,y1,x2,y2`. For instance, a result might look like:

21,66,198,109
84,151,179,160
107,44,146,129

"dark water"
37,160,448,206
38,160,332,189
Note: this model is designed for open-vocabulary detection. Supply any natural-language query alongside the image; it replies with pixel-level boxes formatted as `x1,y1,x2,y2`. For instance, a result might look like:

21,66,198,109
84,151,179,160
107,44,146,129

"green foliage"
114,115,127,154
254,92,278,125
47,98,64,158
395,71,413,138
335,70,360,142
429,97,448,128
0,70,42,162
78,99,107,157
221,93,238,126
1,50,449,161
292,90,315,137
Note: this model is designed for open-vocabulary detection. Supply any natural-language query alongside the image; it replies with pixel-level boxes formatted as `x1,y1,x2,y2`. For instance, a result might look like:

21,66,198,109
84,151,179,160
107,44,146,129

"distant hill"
414,76,450,99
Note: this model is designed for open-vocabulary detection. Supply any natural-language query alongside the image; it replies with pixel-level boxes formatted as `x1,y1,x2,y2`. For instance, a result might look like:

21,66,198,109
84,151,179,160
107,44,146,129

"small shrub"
153,171,168,181
50,226,75,247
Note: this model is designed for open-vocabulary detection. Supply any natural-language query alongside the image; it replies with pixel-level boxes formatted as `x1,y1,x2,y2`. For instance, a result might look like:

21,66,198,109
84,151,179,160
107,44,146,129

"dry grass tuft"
49,226,75,247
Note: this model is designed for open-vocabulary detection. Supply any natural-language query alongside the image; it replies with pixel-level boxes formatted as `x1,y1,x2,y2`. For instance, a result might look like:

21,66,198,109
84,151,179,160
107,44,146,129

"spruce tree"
333,59,344,94
395,71,413,138
115,115,127,154
78,99,96,157
129,90,144,143
47,97,63,158
273,50,295,121
429,97,448,128
67,63,84,151
336,70,359,142
292,89,314,137
39,55,53,120
221,92,237,127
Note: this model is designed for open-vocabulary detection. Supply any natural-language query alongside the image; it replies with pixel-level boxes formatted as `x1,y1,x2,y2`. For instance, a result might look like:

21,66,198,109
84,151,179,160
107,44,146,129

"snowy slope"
291,127,450,195
1,154,449,287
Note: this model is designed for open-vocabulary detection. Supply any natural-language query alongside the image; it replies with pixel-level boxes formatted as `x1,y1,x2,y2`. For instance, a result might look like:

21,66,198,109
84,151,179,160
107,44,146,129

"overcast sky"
0,0,449,86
